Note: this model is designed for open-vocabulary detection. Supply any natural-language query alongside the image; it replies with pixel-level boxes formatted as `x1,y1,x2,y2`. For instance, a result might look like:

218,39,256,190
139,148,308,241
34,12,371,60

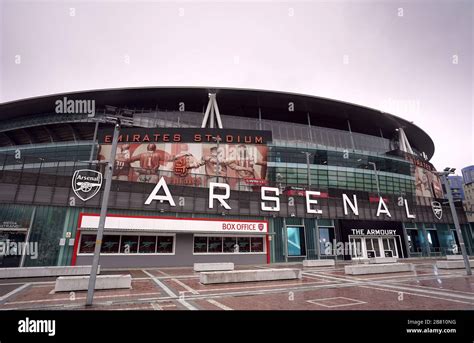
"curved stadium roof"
0,87,435,159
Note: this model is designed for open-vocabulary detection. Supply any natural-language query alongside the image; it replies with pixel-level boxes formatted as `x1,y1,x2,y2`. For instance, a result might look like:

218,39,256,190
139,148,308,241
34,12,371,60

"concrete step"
194,262,234,272
446,255,463,260
368,257,398,264
436,259,474,269
0,265,100,279
345,263,414,275
54,274,131,292
200,268,301,284
302,259,335,267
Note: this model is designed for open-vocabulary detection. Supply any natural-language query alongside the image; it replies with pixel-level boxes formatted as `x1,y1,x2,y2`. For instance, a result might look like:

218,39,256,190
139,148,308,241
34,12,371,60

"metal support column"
20,207,36,267
86,121,121,306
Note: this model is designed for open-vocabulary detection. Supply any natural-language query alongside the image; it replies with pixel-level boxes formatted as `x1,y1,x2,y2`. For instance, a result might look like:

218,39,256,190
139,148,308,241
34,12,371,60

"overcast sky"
1,0,472,174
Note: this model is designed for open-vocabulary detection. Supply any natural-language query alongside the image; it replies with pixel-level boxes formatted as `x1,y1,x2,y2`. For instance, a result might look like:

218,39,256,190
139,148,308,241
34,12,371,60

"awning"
79,214,269,235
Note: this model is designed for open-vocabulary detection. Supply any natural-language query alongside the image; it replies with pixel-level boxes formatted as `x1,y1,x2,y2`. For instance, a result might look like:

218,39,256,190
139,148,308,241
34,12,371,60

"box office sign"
80,214,268,234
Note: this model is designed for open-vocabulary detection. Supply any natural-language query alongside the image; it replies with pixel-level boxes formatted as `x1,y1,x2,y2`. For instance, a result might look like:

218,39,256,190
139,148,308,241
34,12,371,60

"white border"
80,215,268,234
192,234,266,255
77,232,176,256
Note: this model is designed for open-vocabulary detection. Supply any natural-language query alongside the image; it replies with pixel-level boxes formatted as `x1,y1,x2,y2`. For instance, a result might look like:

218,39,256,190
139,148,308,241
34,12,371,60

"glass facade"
78,233,174,254
287,226,306,256
0,138,414,198
193,235,265,254
0,107,471,267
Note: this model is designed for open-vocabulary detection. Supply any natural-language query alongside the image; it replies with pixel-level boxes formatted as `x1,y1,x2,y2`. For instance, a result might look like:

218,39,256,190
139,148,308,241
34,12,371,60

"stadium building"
0,87,472,268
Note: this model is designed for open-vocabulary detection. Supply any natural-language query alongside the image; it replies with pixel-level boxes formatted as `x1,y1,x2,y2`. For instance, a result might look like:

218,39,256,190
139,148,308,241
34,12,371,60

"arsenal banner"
99,140,268,191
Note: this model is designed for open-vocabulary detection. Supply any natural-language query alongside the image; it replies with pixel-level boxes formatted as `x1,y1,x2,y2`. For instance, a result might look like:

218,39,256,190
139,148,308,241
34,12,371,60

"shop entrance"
0,231,26,267
448,230,460,255
349,236,399,259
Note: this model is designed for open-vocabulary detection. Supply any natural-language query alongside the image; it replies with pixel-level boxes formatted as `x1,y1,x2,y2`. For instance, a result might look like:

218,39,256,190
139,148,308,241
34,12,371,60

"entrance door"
319,227,335,257
407,229,421,254
350,237,363,259
286,226,306,257
448,230,460,254
349,236,400,260
0,231,26,267
426,230,440,254
365,238,381,258
381,237,398,258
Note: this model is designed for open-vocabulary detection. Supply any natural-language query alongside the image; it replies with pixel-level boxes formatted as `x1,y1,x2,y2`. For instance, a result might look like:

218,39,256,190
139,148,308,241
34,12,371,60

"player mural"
414,166,443,199
99,142,268,191
387,149,444,200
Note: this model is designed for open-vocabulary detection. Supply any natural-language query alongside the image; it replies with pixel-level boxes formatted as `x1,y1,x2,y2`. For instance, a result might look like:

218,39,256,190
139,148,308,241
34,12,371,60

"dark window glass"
223,237,237,252
194,236,208,253
79,234,96,253
157,236,174,253
139,236,157,253
208,237,223,253
251,237,264,253
237,237,250,252
120,235,139,253
101,235,120,253
286,227,306,256
319,227,335,255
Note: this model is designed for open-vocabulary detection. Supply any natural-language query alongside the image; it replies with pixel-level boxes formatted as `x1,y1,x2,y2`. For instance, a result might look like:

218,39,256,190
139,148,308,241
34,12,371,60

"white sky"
1,0,472,174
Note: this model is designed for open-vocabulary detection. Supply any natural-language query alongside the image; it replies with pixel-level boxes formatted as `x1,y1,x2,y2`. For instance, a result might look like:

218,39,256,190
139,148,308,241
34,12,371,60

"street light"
86,113,133,306
437,167,472,276
368,162,380,196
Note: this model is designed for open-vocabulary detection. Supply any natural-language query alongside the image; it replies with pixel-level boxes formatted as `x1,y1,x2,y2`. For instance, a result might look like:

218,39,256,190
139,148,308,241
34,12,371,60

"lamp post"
437,168,471,276
86,112,133,306
368,162,380,196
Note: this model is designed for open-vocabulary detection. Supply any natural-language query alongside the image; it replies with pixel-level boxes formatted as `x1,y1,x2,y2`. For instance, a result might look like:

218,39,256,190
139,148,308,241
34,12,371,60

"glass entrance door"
448,230,460,254
365,238,381,258
350,237,363,259
381,237,398,257
0,231,26,267
349,236,400,260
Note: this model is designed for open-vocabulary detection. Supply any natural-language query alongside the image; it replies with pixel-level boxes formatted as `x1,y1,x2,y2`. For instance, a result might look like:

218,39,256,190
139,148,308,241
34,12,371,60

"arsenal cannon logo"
72,169,103,201
431,201,443,220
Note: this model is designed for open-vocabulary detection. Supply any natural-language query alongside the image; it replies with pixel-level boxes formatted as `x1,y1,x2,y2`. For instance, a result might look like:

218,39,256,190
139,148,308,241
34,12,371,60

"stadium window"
120,235,139,253
156,236,174,254
251,237,265,253
208,237,223,253
138,236,157,253
79,234,96,254
101,235,120,253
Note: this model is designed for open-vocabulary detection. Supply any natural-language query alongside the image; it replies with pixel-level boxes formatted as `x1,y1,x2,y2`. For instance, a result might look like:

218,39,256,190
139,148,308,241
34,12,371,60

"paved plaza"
0,259,473,311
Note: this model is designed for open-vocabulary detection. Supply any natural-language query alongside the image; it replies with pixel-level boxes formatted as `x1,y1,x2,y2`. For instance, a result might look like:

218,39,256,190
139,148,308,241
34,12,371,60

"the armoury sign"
142,177,442,221
98,128,269,190
72,169,103,201
350,229,397,236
